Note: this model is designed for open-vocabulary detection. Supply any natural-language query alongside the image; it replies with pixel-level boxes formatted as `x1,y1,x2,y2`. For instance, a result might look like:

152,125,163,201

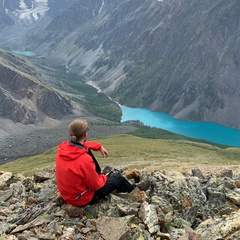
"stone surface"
0,168,240,239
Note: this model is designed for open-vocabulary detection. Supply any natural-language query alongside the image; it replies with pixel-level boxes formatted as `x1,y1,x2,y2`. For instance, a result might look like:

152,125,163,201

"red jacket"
55,140,107,206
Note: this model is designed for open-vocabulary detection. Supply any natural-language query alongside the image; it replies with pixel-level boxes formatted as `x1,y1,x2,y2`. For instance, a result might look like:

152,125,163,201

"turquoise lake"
120,105,240,147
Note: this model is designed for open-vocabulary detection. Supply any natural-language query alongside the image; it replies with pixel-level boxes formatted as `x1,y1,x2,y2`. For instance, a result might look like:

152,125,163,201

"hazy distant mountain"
0,0,74,49
1,0,240,129
0,0,72,26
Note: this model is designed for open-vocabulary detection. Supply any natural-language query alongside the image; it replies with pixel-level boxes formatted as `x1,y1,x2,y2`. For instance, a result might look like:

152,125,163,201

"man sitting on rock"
55,118,150,207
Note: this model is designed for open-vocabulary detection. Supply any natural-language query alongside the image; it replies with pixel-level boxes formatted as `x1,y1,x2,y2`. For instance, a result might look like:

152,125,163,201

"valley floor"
0,117,138,165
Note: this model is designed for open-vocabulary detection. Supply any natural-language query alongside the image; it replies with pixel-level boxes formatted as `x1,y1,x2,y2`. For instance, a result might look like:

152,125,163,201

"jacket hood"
57,140,87,161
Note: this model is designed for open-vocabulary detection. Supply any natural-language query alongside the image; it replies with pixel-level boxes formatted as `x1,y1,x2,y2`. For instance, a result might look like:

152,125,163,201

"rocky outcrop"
0,49,73,125
1,168,240,239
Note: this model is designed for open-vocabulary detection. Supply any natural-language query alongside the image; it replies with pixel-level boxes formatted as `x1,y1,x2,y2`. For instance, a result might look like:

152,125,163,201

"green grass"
1,130,240,177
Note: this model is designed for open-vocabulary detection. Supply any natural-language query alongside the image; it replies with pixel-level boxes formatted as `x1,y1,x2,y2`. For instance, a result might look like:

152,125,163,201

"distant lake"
12,50,43,58
121,105,240,147
13,51,36,57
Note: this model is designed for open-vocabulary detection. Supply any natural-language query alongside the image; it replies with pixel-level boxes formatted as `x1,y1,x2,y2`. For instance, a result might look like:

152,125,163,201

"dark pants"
89,173,134,204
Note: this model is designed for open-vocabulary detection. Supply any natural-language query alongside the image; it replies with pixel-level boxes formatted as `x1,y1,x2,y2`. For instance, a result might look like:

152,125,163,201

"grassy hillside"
1,127,240,176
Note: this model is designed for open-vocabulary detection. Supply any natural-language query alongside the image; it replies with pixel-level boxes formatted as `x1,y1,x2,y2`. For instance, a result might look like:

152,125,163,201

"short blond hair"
68,119,88,143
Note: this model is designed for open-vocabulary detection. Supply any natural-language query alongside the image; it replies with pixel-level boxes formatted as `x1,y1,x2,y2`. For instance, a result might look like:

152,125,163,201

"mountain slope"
0,3,14,28
0,48,122,138
1,0,240,128
0,49,73,126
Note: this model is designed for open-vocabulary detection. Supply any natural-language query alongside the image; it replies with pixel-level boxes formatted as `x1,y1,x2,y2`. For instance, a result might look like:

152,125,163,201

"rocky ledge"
1,168,240,240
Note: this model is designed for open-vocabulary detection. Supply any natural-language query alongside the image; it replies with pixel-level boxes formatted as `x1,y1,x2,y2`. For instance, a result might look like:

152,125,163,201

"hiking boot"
136,179,151,191
124,169,141,183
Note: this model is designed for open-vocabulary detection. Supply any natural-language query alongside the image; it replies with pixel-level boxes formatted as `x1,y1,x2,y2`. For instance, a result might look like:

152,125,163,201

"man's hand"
100,146,108,158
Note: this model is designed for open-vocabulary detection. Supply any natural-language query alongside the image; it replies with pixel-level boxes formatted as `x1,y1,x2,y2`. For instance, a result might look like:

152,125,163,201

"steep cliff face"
0,50,73,125
1,0,240,128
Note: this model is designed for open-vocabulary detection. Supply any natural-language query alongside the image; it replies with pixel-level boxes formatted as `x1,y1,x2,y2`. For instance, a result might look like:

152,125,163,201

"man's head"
68,119,88,143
